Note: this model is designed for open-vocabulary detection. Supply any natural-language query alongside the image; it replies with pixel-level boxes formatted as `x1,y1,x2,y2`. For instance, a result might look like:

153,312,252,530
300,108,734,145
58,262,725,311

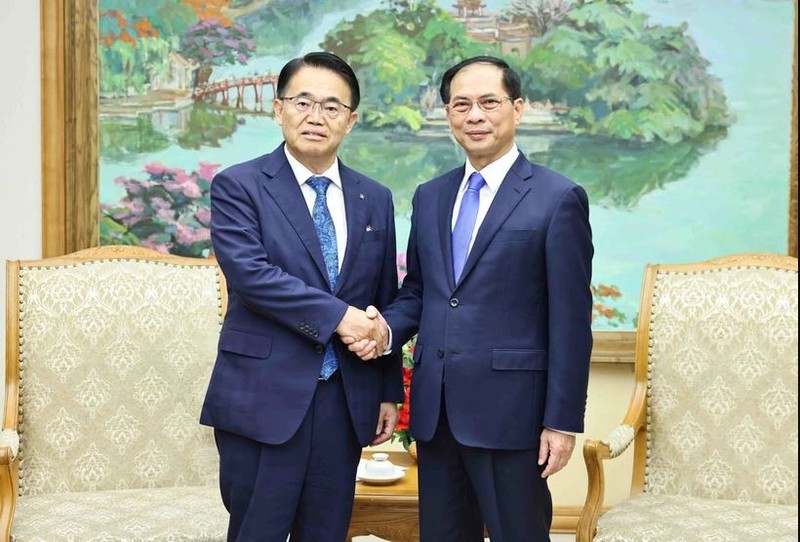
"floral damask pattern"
12,259,226,539
595,494,797,541
597,265,798,541
12,486,227,541
644,268,798,503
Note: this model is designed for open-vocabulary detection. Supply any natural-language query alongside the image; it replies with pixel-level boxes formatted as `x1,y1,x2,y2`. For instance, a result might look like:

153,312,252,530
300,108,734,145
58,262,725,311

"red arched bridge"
193,74,278,111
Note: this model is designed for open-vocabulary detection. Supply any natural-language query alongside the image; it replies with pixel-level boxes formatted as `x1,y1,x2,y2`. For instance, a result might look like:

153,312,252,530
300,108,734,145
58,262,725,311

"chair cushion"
12,486,227,541
595,493,798,542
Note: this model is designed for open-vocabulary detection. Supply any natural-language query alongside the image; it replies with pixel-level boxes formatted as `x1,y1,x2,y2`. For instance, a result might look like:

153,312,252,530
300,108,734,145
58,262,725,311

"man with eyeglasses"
351,55,593,541
200,51,401,542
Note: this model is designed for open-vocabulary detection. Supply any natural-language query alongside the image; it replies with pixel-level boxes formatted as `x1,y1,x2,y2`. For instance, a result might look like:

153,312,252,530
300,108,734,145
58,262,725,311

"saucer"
356,464,406,485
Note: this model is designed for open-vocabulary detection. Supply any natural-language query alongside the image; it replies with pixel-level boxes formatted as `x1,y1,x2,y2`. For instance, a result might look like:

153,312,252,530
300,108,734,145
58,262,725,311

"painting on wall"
94,0,795,332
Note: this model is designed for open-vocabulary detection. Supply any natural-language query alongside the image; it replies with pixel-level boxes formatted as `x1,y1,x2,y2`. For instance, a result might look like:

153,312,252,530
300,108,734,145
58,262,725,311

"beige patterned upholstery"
577,254,798,542
1,246,228,540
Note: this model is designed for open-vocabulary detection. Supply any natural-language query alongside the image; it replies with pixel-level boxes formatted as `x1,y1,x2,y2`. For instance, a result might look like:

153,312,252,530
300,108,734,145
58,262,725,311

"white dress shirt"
284,147,347,270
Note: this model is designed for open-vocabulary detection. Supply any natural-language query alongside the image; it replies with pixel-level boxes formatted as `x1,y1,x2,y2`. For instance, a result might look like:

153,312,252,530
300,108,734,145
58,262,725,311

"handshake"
336,305,389,361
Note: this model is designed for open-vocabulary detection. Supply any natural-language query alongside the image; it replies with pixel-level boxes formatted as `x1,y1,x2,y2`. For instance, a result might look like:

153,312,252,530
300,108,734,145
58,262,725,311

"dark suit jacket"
200,143,402,447
383,152,593,450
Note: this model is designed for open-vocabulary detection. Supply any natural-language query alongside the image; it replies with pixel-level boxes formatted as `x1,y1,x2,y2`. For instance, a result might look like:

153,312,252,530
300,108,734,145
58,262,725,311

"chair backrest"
637,253,797,505
4,246,225,495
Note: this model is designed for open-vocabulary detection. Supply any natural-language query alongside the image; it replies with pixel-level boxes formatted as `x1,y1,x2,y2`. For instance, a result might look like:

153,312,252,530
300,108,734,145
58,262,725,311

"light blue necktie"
451,171,486,282
308,175,339,380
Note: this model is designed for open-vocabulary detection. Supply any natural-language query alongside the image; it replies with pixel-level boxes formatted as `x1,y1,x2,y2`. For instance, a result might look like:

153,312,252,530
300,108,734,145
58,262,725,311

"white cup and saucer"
356,453,406,485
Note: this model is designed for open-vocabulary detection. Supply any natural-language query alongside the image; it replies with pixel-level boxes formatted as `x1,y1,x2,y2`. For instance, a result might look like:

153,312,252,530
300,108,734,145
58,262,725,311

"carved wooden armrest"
576,379,646,542
1,429,20,540
0,430,19,460
575,425,636,542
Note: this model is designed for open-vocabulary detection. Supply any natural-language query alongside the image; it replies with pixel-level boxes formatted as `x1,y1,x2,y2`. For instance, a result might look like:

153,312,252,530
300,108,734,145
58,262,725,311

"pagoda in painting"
451,0,532,57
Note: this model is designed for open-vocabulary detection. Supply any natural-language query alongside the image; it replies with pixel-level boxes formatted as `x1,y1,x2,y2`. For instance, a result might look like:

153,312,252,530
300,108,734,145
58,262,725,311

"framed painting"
42,0,798,364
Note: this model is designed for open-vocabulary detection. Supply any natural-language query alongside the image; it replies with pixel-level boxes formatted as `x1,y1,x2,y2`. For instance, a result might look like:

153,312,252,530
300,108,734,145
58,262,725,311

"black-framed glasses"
446,96,513,115
281,95,352,119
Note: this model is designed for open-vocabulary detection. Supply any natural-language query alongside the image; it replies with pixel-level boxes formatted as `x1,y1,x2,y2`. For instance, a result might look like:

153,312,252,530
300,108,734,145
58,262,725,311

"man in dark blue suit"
200,52,402,542
353,56,593,541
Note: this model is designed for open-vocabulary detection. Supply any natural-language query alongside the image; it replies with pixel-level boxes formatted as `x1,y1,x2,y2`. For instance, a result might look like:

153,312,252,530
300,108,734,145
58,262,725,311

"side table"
347,450,419,542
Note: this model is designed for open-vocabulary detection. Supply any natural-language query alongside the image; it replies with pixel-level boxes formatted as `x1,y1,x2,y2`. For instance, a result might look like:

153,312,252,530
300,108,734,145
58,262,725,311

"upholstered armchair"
1,246,229,540
577,253,798,542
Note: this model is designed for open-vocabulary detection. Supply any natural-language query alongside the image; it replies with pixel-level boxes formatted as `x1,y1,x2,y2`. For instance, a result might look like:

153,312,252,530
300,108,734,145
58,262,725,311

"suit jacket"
383,152,593,450
200,143,402,447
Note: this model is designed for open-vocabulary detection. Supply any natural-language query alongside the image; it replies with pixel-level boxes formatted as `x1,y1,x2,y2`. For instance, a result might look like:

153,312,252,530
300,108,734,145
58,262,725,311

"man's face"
445,63,523,170
274,65,358,172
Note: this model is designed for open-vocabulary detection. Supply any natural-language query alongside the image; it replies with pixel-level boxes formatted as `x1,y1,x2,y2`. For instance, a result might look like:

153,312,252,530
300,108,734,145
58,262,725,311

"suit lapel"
337,165,367,294
260,147,329,285
457,154,533,286
439,168,465,291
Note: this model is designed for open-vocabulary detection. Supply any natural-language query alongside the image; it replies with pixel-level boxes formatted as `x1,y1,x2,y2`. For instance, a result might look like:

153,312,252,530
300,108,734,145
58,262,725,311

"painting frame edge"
40,0,799,365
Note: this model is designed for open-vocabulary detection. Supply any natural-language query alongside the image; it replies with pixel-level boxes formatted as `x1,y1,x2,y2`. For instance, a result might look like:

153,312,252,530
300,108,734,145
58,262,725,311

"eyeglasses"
446,97,513,115
280,95,352,119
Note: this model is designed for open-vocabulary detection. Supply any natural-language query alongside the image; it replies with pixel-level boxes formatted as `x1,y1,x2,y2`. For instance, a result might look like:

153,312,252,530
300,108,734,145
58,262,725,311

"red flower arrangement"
392,337,416,450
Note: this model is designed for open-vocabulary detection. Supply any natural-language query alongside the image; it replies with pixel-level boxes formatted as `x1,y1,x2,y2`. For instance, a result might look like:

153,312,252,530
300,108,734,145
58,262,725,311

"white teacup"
364,452,395,477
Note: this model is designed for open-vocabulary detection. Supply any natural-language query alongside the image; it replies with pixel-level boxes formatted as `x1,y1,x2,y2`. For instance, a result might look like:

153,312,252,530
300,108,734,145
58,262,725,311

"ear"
344,110,359,134
273,98,285,126
513,98,524,126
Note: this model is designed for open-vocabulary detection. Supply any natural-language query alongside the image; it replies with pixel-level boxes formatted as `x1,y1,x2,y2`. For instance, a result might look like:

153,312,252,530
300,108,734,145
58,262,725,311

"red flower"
392,338,416,449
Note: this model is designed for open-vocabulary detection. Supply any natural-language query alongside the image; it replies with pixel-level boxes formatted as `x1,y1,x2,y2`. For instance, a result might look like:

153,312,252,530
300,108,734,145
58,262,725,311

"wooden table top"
356,450,419,498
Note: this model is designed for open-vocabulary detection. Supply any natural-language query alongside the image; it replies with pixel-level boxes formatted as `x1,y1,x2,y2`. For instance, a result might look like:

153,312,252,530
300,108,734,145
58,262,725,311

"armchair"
1,246,228,540
577,253,798,541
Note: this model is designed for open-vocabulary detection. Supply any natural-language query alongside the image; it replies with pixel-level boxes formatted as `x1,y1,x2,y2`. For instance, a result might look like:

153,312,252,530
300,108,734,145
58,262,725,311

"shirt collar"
283,146,342,190
462,145,520,193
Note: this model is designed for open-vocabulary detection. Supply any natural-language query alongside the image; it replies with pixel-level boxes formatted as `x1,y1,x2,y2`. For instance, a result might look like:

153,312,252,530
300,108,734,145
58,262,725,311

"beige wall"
1,2,42,410
0,1,636,513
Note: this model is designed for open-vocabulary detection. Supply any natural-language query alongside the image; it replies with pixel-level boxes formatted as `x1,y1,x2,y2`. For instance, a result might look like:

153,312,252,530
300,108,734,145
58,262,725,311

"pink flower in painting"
150,197,171,211
198,161,221,181
101,161,220,258
182,182,202,198
144,163,167,176
141,239,172,254
195,207,211,226
176,223,211,245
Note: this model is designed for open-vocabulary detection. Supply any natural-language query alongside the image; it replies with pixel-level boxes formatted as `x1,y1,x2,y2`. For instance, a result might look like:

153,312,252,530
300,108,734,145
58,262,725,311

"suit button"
449,298,459,307
314,345,325,354
437,349,444,358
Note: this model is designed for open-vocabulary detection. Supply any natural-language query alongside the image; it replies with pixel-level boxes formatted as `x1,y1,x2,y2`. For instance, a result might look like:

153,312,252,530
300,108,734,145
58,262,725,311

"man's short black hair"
439,56,522,104
277,51,361,111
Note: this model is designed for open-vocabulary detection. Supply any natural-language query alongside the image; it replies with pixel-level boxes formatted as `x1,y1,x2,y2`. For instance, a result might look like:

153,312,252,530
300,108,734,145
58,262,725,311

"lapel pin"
359,193,366,200
366,224,374,232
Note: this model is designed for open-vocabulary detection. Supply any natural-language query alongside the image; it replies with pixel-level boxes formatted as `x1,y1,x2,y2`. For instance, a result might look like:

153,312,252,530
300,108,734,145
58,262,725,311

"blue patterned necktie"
308,175,339,379
451,171,486,282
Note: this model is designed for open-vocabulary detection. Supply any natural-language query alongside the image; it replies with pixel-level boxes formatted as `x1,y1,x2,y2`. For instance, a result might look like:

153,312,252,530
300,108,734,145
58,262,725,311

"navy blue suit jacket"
200,144,403,447
383,152,593,450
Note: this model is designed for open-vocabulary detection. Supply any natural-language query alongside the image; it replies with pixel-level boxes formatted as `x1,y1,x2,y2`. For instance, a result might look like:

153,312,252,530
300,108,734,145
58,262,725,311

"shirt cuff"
382,325,393,356
547,427,576,436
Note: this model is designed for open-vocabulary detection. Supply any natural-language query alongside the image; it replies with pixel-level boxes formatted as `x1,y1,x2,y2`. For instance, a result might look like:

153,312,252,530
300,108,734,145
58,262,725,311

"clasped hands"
336,305,388,360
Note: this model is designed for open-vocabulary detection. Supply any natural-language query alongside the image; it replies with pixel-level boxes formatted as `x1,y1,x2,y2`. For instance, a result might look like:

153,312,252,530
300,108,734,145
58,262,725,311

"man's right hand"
336,306,388,359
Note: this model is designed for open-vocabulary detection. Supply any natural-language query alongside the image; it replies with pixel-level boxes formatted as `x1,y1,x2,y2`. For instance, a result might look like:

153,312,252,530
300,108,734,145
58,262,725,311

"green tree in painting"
325,0,731,144
514,0,732,143
99,1,196,96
